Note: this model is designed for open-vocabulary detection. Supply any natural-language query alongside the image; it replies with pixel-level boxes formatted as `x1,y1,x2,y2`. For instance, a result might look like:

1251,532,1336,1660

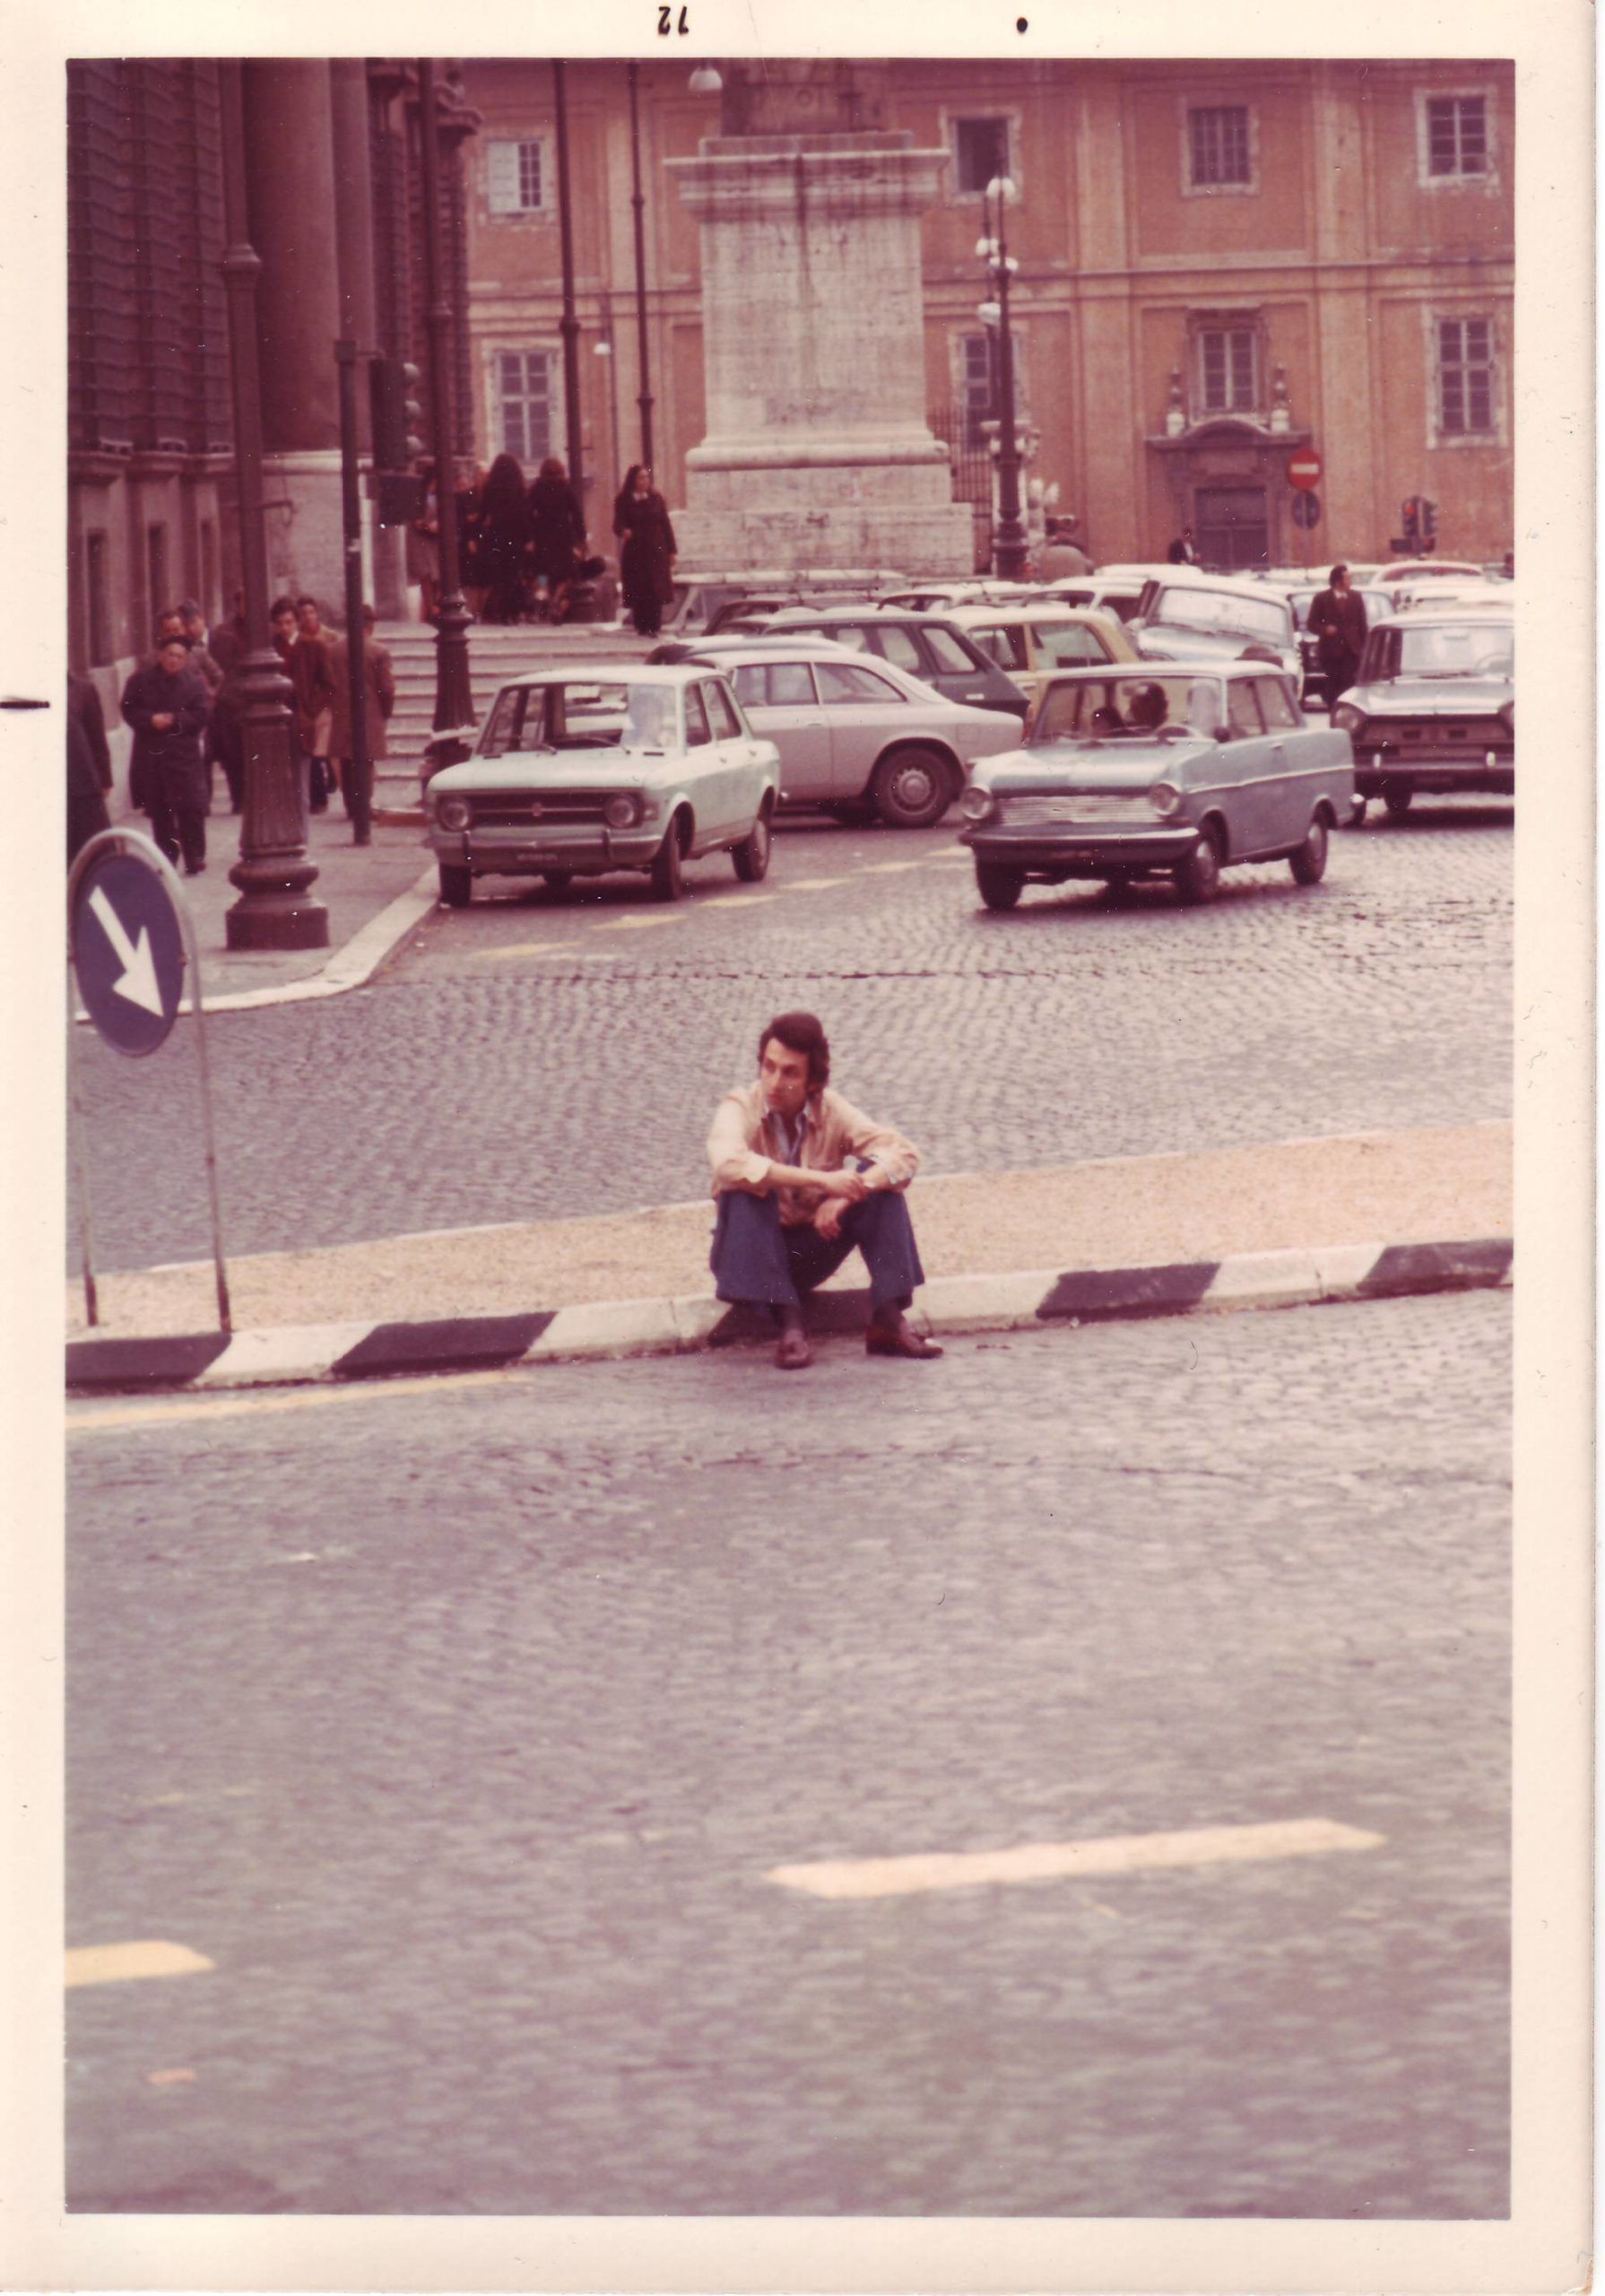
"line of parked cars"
420,553,1514,909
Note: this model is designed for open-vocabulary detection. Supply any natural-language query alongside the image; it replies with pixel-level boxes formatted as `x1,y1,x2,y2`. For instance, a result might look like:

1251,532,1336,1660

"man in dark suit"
1306,563,1370,705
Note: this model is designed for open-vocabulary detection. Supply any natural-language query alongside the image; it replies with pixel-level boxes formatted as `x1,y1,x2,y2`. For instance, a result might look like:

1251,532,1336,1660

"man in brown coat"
291,595,340,813
325,606,396,847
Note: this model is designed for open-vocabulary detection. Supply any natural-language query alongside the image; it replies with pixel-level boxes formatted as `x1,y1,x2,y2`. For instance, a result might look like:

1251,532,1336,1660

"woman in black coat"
473,453,533,624
526,457,586,623
612,465,678,639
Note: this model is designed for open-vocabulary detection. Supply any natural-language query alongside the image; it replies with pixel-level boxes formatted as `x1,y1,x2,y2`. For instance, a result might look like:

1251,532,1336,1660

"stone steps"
373,622,653,790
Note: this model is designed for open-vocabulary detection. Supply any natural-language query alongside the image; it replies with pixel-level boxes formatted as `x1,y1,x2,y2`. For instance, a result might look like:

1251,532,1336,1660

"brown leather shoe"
776,1325,813,1370
865,1319,943,1360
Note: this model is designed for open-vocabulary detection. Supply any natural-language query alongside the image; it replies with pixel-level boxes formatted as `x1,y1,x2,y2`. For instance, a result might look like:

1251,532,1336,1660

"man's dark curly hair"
758,1010,830,1091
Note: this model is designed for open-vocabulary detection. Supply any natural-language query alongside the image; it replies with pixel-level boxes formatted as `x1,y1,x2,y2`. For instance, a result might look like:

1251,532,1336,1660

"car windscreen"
1367,622,1514,681
533,682,680,750
1028,674,1222,744
1149,588,1289,644
1034,622,1114,666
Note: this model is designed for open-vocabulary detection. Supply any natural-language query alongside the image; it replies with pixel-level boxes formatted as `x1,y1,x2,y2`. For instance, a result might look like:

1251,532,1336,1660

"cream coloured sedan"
682,638,1025,827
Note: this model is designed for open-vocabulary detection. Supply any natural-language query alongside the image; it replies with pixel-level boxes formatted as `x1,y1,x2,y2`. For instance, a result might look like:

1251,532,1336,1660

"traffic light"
369,357,425,472
1401,495,1420,549
1419,498,1438,550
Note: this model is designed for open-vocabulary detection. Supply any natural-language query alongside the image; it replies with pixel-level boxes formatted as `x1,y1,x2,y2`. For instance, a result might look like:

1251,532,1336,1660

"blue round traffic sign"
1289,490,1322,530
71,847,187,1056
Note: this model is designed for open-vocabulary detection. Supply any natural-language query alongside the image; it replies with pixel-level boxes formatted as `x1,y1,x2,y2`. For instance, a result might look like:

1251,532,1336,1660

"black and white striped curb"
65,1236,1513,1395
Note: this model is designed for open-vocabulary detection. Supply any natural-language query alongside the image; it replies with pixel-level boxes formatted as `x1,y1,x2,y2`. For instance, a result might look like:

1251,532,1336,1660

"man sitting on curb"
707,1011,943,1370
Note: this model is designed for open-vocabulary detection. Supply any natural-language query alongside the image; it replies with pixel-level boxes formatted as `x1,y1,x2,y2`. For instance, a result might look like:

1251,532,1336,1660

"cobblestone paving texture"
66,1292,1508,2218
71,808,1512,1272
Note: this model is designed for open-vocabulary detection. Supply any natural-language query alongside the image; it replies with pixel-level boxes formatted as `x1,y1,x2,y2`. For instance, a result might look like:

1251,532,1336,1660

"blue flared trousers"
710,1187,925,1317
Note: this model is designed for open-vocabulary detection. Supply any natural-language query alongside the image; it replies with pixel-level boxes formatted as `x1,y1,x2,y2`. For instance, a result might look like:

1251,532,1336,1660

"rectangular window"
1426,95,1488,178
498,350,556,464
1188,106,1252,187
953,117,1011,196
1437,317,1496,434
1197,327,1258,413
146,523,169,624
86,531,112,667
487,137,550,214
200,520,217,622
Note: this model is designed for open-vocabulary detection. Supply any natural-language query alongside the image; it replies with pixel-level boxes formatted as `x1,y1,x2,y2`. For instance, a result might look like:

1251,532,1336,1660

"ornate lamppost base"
225,883,331,951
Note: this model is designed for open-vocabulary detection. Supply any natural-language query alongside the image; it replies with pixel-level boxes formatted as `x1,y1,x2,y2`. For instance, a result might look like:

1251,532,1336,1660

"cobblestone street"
66,1291,1509,2218
71,806,1512,1271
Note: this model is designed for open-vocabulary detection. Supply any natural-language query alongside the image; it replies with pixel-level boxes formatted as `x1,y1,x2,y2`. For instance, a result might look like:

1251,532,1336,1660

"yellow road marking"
66,1940,214,1988
713,892,780,906
767,1818,1385,1900
594,912,689,931
473,940,565,959
857,860,924,874
68,1365,529,1437
777,876,849,891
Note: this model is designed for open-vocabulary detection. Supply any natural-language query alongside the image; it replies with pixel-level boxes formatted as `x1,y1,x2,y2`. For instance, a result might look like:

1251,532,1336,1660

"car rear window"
919,624,984,672
816,661,905,707
867,623,924,673
1151,587,1289,645
969,624,1028,671
1037,622,1113,666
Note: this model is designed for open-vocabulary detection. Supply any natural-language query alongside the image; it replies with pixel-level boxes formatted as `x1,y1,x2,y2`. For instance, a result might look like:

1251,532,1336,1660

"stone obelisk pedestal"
667,131,972,575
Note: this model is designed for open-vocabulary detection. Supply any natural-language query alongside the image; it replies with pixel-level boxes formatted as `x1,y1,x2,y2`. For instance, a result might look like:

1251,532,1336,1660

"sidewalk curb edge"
65,1237,1514,1395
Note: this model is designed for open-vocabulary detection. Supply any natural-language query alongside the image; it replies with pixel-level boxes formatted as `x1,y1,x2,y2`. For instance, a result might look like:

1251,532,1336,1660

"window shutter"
487,141,522,214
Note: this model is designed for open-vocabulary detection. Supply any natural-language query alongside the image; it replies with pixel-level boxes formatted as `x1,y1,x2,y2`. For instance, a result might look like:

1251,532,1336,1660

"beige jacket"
707,1081,920,1228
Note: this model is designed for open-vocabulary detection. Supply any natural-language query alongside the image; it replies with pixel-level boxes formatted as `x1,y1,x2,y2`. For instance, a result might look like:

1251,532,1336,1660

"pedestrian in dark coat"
527,457,586,622
66,672,113,865
120,636,213,873
1306,563,1369,704
473,453,533,625
612,465,678,639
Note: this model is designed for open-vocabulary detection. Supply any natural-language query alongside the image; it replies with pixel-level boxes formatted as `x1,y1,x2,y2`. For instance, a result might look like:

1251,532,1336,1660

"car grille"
1001,792,1155,824
468,791,614,828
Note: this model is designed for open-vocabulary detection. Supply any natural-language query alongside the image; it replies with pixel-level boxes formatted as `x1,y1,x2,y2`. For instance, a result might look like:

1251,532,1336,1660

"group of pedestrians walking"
69,596,396,872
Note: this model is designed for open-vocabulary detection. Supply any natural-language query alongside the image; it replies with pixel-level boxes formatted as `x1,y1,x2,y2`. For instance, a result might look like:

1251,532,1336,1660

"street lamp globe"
688,65,723,94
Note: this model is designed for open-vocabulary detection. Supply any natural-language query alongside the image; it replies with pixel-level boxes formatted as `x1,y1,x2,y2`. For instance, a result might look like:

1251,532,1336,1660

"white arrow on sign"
87,884,166,1016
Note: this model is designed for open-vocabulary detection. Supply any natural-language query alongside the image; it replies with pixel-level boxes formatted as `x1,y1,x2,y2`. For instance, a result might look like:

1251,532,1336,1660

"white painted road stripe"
66,1940,215,1987
766,1818,1385,1900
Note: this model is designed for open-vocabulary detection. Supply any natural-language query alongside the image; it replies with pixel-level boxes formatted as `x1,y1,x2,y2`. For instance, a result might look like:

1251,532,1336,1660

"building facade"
460,56,1514,570
66,58,481,711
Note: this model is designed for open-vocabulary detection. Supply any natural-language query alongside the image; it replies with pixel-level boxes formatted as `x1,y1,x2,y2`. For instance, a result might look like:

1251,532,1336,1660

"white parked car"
1130,569,1304,684
682,639,1024,827
424,665,781,904
943,602,1139,708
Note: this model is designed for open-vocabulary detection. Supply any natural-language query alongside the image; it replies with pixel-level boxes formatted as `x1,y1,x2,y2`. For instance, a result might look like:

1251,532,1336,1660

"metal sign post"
67,828,232,1333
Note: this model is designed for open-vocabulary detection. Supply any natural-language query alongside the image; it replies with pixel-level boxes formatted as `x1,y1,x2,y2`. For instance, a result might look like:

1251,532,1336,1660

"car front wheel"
1174,823,1223,905
649,817,686,901
732,804,772,883
1288,813,1329,884
976,863,1024,911
872,746,951,831
438,862,473,907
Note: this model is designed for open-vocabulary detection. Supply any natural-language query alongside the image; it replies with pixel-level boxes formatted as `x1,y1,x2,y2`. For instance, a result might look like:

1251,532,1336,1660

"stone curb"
65,1236,1514,1396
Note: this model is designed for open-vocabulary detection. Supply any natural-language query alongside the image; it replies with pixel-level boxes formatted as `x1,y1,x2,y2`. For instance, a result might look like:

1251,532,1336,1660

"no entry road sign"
1290,490,1322,530
1287,448,1323,491
70,845,187,1056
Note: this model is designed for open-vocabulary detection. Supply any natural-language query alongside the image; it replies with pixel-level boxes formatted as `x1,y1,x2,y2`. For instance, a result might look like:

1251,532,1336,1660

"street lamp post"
217,59,329,951
981,177,1028,581
416,57,474,758
627,61,655,468
553,61,585,507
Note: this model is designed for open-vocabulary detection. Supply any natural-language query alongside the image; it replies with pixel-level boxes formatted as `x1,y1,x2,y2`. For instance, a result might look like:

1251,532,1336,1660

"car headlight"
1148,782,1181,818
603,793,641,830
435,795,470,831
1498,701,1514,731
1332,703,1366,735
960,786,995,822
